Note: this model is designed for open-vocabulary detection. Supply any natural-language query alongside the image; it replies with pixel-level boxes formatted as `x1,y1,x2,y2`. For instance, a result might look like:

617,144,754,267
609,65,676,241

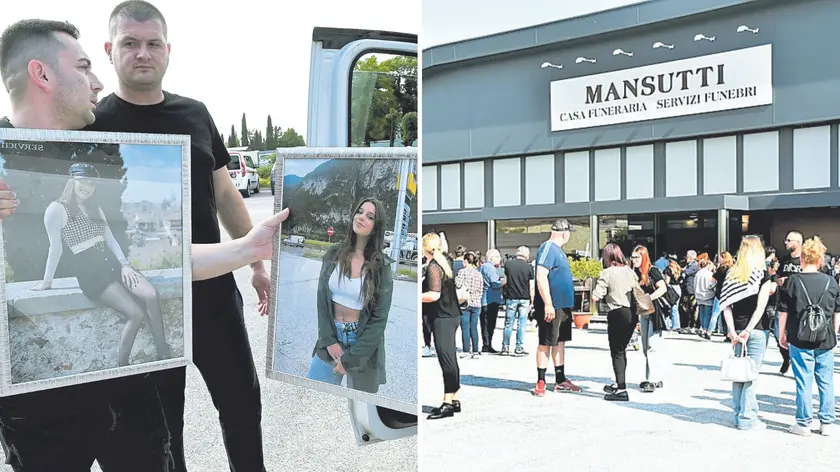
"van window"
227,154,241,170
349,53,418,148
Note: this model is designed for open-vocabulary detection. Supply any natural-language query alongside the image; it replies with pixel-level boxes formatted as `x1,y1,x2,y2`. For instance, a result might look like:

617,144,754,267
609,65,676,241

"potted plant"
569,259,603,329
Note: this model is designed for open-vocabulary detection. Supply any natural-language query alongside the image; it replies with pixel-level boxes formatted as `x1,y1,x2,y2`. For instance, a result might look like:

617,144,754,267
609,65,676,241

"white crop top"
329,266,365,310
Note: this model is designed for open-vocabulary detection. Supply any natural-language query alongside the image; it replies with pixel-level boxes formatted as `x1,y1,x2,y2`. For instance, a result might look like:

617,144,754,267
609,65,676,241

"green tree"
350,55,417,146
250,129,264,150
265,115,276,150
401,111,417,146
227,124,239,147
240,113,250,148
277,127,305,147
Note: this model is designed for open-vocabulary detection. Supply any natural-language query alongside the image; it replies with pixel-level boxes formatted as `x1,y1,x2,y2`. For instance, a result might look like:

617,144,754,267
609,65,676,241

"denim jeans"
707,298,722,333
502,299,530,349
460,306,481,353
731,330,769,429
789,345,836,427
640,316,663,382
670,286,681,331
698,303,714,331
307,321,358,388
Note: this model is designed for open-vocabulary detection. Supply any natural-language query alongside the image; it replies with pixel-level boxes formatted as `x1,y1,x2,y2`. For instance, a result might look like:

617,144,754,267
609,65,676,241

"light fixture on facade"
694,33,716,42
613,48,634,57
652,41,674,49
737,25,759,34
540,61,563,70
575,56,597,64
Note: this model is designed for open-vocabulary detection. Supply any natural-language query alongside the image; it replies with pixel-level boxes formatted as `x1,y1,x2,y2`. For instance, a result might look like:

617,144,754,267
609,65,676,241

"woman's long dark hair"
601,243,626,269
334,197,387,312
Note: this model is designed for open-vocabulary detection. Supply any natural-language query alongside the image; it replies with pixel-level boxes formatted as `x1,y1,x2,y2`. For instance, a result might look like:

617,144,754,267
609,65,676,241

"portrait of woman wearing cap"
32,162,171,367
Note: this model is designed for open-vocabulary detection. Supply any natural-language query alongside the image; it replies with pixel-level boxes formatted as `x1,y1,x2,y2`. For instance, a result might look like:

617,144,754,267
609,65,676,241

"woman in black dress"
33,163,169,367
421,232,462,419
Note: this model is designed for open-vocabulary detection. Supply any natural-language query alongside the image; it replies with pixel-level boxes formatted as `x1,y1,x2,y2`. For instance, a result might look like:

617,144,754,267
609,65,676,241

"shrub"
569,259,603,281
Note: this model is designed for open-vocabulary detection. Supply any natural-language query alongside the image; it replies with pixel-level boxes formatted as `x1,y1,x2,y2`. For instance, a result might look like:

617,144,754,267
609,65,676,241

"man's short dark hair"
0,19,80,97
109,0,168,40
454,245,466,257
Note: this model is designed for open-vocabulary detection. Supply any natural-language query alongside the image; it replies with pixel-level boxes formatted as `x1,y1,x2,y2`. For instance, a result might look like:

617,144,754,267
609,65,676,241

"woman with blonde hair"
778,236,840,436
421,232,462,419
719,235,775,430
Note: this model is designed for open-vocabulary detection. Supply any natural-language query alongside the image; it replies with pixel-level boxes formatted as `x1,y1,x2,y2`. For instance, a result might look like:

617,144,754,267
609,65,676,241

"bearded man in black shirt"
83,2,269,471
0,18,173,471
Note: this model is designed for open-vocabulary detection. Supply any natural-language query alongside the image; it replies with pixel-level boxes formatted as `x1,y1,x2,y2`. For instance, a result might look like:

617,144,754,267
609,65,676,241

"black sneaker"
604,390,629,402
604,384,618,394
514,347,528,356
780,359,790,375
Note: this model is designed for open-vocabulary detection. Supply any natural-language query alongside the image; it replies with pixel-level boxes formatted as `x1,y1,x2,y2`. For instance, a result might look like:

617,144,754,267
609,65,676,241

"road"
1,191,417,472
273,252,417,408
421,316,840,472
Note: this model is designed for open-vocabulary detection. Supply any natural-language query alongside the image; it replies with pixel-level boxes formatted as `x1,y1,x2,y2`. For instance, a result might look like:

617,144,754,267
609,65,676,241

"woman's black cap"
69,162,100,179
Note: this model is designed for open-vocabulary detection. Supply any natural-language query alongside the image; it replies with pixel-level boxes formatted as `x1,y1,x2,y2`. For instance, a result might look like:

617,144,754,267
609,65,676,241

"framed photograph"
267,147,418,415
0,129,192,396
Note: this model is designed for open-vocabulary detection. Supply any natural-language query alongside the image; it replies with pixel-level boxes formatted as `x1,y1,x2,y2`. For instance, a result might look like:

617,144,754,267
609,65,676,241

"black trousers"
607,307,637,389
422,312,434,347
432,316,461,393
480,302,500,348
0,380,170,472
155,288,265,472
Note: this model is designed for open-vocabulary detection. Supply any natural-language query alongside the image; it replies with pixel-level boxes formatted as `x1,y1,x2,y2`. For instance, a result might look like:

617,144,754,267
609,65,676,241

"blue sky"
120,143,182,203
283,158,328,179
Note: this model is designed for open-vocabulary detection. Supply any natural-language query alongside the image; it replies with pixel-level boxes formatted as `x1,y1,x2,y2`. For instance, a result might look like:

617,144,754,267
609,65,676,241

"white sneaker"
790,424,812,436
820,424,832,436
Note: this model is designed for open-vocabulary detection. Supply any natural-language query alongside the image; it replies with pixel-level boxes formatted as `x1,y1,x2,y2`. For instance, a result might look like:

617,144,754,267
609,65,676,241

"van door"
306,26,417,446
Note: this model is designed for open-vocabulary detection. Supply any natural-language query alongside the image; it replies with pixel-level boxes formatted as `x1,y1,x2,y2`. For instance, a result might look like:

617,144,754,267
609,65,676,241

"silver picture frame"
266,147,418,415
0,128,193,396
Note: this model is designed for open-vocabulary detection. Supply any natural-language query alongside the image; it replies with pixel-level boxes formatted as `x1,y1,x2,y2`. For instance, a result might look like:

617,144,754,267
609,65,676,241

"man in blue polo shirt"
533,218,581,396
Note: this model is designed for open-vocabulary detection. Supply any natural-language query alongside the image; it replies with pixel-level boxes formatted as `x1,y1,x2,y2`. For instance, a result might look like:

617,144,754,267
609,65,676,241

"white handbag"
720,342,759,382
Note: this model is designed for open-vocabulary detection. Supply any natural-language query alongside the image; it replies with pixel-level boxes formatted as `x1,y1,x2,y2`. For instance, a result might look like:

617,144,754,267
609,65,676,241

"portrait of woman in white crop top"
307,196,395,394
32,163,170,367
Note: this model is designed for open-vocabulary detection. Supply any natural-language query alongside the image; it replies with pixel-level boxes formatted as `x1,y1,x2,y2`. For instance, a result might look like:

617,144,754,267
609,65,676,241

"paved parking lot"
421,317,840,472
1,191,417,472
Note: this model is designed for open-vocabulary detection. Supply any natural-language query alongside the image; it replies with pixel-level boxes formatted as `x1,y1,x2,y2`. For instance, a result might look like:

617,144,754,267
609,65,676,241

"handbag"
720,342,759,382
456,286,470,305
632,284,655,317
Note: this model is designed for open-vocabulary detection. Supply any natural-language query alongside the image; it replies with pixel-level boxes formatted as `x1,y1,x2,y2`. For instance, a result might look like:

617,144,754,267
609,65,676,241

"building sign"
550,44,773,131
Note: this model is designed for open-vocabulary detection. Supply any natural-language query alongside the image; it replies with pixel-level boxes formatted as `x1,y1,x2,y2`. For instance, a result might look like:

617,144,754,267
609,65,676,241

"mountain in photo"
282,159,417,242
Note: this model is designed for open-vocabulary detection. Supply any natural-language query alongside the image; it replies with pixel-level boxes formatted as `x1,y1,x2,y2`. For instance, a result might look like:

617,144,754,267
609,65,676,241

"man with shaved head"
0,18,172,472
88,1,270,470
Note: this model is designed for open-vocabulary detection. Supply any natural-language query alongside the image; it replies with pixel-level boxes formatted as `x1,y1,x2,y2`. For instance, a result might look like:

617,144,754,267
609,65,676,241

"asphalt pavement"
421,316,840,472
272,251,417,408
0,191,417,472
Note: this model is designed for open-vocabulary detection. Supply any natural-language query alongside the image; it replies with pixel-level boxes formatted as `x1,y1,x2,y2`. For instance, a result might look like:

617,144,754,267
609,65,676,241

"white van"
226,149,260,197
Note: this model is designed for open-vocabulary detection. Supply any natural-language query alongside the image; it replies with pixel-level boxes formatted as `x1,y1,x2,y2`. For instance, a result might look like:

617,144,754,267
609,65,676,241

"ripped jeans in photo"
307,320,358,389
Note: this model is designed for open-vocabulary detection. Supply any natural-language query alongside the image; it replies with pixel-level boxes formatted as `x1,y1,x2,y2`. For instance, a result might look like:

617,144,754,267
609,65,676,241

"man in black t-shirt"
501,246,534,356
0,19,172,471
83,4,268,471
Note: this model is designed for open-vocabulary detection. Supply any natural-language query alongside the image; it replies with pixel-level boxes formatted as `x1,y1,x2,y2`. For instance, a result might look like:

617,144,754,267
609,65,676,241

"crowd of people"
421,221,839,437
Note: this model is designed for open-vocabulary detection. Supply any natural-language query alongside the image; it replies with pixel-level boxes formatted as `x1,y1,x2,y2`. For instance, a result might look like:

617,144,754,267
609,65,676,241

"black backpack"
794,275,832,344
